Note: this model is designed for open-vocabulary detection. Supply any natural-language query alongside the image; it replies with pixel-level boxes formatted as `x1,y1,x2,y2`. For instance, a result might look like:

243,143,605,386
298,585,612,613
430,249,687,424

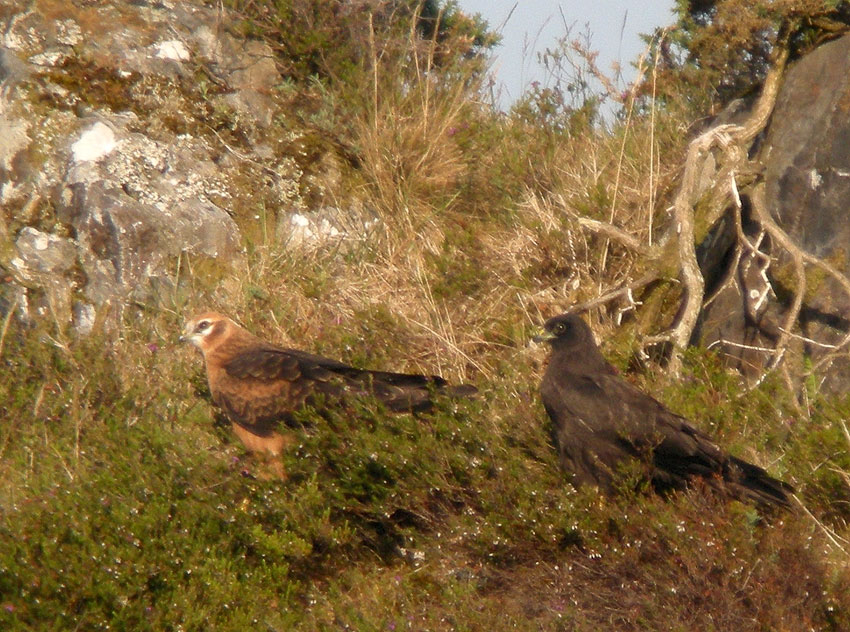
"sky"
456,0,677,109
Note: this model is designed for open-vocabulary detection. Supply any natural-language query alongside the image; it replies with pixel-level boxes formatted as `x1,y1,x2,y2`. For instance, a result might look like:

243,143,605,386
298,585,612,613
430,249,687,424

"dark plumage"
534,313,793,508
181,312,476,478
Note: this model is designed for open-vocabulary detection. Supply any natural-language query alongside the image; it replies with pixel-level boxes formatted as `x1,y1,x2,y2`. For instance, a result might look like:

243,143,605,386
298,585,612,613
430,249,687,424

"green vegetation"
3,0,850,629
2,322,849,629
650,0,850,114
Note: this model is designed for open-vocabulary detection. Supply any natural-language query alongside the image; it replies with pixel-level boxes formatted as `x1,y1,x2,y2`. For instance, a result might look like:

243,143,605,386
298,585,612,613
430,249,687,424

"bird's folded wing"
225,346,447,386
222,347,335,382
590,374,723,459
214,385,294,437
288,349,449,388
220,345,471,417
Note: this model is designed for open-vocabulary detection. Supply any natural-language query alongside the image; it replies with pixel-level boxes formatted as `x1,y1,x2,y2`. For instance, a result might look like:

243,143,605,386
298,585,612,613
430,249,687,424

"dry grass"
357,8,475,220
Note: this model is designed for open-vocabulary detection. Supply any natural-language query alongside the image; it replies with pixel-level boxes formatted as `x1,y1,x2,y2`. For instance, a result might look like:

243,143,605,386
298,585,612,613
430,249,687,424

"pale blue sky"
457,1,677,108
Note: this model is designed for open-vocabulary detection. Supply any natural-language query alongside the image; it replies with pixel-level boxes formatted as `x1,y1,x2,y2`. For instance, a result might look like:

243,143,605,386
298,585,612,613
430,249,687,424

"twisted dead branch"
574,32,850,382
651,42,791,371
748,183,850,374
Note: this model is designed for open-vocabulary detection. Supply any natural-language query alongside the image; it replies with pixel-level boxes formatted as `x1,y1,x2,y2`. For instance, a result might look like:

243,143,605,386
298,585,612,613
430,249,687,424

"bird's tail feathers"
445,383,479,398
359,370,478,398
728,456,794,509
367,372,478,413
363,370,448,388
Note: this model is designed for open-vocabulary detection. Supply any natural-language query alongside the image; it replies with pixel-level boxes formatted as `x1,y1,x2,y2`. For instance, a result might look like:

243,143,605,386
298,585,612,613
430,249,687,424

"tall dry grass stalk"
358,8,474,233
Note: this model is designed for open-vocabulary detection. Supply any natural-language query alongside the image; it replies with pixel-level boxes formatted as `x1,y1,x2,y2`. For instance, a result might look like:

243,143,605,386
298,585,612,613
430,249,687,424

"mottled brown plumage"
534,313,793,508
181,312,476,478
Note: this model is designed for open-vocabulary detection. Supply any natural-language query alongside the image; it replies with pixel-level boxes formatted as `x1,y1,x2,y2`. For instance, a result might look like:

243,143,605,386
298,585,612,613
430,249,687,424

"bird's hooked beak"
531,326,555,344
178,322,193,344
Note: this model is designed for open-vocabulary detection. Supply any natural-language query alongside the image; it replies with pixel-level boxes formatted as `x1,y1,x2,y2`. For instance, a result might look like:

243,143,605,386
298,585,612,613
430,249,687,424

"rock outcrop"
698,33,850,392
0,0,349,331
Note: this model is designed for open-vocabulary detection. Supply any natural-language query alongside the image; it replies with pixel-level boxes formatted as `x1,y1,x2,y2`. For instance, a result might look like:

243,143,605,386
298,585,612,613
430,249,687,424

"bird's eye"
553,322,566,334
197,320,211,332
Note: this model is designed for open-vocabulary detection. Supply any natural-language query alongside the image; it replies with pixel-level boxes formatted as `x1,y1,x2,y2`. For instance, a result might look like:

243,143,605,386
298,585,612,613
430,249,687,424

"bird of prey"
180,311,476,478
534,312,793,508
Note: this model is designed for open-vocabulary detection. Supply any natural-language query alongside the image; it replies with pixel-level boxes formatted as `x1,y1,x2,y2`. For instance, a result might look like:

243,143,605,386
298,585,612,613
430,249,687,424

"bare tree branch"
748,183,850,372
575,217,649,255
635,36,793,371
571,272,659,313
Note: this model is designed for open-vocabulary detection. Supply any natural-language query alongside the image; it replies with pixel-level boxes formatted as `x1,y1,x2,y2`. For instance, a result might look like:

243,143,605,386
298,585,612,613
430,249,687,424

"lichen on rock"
0,0,352,332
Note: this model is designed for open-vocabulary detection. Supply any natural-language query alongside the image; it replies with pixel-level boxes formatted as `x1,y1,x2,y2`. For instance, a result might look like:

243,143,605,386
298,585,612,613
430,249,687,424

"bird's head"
180,312,232,352
532,313,595,350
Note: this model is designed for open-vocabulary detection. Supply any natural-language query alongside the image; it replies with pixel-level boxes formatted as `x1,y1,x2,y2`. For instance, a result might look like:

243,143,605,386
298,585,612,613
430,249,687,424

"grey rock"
10,227,78,324
13,227,76,275
0,111,31,202
72,301,96,336
0,48,30,88
58,177,240,304
197,29,281,127
699,33,850,391
0,0,341,333
764,35,850,257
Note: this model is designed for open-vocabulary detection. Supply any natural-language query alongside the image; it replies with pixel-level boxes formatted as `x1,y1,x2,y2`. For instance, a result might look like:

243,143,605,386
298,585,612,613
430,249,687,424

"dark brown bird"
181,312,476,478
534,313,793,508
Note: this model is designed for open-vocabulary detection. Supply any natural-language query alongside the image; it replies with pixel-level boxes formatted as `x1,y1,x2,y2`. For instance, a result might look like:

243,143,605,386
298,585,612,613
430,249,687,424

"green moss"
37,57,145,114
771,248,849,306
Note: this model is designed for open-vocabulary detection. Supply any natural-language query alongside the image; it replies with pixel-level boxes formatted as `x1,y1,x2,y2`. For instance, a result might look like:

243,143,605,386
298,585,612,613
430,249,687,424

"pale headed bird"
181,311,476,479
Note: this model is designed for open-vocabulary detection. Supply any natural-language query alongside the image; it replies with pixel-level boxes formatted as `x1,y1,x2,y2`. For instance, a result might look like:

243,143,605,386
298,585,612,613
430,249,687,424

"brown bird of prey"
181,312,476,478
534,313,793,508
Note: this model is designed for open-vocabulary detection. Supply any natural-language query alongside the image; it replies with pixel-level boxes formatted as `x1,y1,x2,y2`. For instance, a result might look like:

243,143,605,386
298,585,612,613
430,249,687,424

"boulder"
57,117,242,304
698,33,850,392
0,0,321,332
10,227,77,324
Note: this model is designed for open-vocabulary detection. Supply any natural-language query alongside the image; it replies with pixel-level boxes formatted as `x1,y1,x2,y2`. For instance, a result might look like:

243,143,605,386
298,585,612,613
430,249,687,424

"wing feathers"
223,347,450,387
223,347,304,381
215,343,475,428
